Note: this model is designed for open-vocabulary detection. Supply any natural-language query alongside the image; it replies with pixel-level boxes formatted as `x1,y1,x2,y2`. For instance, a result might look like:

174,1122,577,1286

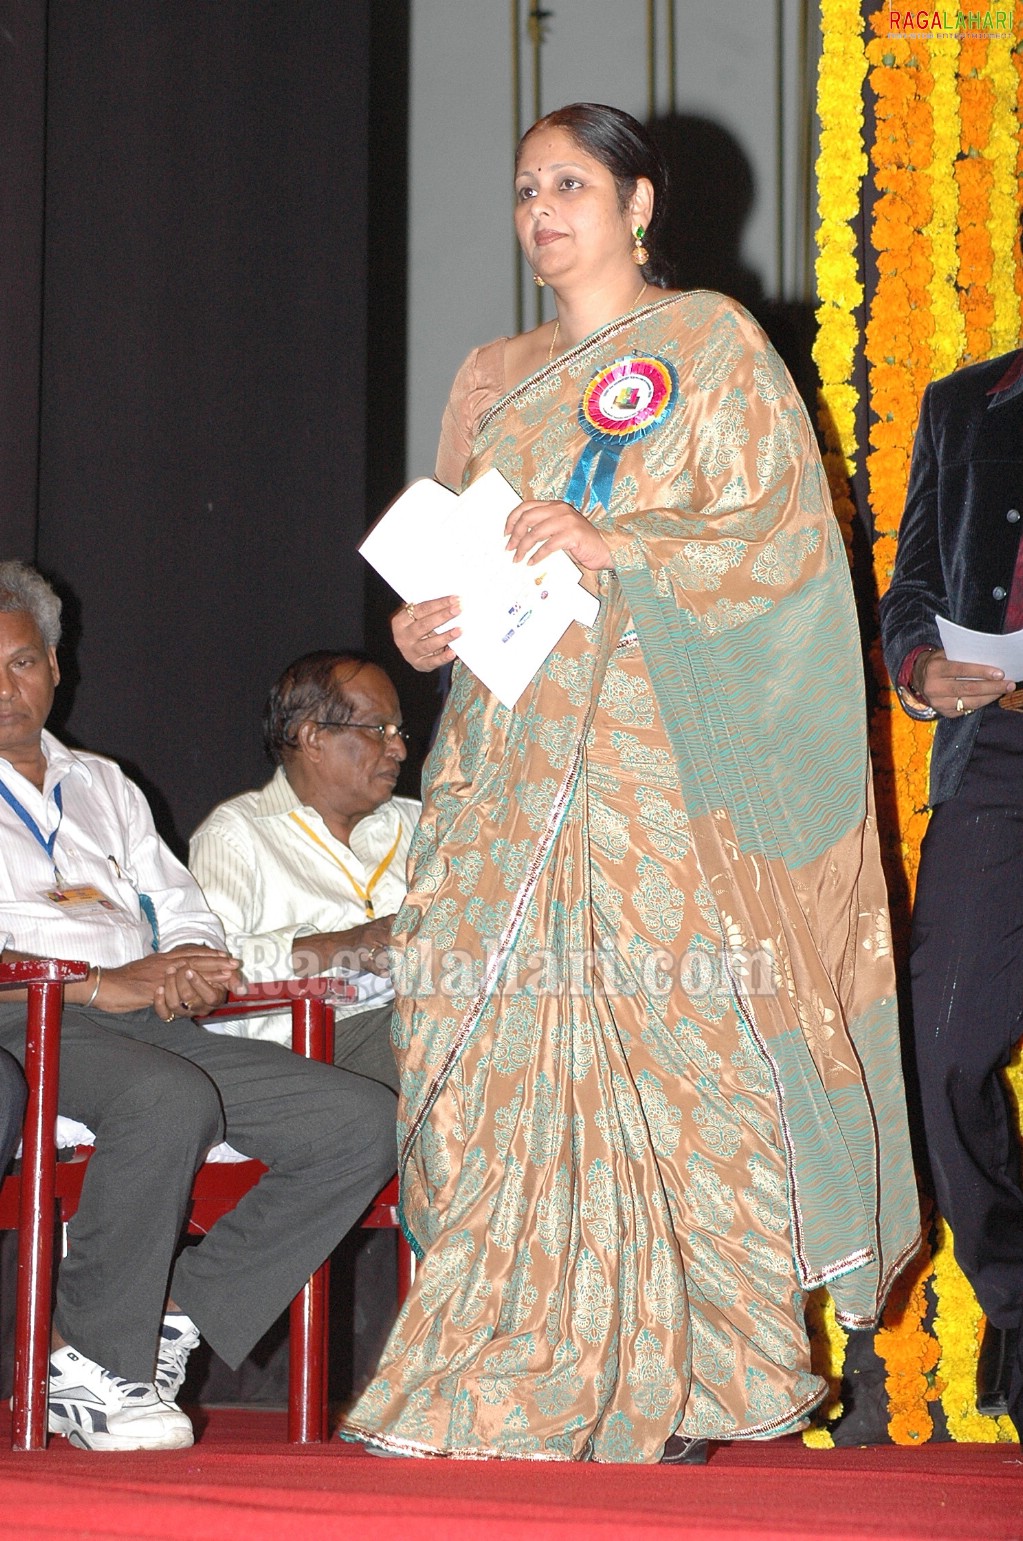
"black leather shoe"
660,1435,709,1464
976,1321,1019,1418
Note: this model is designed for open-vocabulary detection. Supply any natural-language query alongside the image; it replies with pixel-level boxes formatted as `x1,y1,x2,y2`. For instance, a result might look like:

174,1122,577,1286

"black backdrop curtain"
0,0,409,851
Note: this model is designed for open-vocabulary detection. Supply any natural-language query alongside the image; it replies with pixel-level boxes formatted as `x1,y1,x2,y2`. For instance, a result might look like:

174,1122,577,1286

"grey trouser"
0,1046,27,1178
0,1001,397,1383
329,1002,400,1092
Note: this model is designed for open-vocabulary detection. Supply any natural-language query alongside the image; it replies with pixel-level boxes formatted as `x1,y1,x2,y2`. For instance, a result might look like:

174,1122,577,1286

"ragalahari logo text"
888,8,1016,33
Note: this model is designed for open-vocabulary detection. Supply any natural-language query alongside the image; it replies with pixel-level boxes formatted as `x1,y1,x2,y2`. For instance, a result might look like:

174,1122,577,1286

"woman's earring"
533,273,545,287
632,225,649,266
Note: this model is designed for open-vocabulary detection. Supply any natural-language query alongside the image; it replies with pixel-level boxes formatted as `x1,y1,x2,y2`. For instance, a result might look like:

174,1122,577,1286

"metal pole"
511,0,525,335
799,0,815,302
527,5,551,326
775,0,786,299
647,0,657,120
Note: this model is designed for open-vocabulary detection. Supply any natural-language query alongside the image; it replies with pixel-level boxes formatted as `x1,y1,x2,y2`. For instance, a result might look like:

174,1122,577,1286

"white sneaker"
48,1344,194,1450
155,1312,201,1402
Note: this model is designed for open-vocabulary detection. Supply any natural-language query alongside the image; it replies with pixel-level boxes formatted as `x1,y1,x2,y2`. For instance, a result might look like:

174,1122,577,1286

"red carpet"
0,1408,1019,1540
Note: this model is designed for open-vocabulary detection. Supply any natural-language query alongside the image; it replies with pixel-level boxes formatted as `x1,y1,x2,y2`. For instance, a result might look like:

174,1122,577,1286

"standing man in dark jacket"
880,347,1023,1439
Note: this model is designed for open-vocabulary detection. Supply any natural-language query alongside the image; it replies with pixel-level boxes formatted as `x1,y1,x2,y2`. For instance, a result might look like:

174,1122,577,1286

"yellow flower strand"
957,35,994,362
803,1289,849,1448
813,0,867,558
873,1234,940,1446
931,1214,1017,1444
865,14,937,912
803,4,868,1449
1016,45,1023,330
981,33,1021,357
925,33,965,381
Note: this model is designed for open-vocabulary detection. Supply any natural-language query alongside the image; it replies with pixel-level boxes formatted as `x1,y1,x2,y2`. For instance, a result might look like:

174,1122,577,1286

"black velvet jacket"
879,348,1023,807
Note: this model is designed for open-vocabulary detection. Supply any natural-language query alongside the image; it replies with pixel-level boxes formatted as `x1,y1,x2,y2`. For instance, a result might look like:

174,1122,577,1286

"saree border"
476,292,688,438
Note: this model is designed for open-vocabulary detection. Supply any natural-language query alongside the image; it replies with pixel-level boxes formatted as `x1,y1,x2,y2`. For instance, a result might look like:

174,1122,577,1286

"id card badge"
45,882,122,917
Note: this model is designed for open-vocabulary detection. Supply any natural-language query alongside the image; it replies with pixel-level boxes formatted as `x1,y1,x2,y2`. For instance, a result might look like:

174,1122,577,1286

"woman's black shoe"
660,1435,709,1464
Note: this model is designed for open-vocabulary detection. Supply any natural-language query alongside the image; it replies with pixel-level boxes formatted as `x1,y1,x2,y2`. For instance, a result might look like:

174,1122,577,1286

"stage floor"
0,1408,1019,1540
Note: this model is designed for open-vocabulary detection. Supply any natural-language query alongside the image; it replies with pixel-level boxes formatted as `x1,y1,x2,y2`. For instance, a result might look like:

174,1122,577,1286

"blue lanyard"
0,777,64,871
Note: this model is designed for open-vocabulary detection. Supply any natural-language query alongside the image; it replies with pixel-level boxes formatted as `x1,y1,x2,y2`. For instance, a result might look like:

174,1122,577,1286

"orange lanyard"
288,813,401,920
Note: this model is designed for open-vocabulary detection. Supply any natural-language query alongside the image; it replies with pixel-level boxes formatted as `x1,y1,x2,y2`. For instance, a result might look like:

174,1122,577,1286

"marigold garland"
865,17,935,545
865,11,936,906
932,1213,1016,1443
926,34,965,380
812,7,1023,1446
983,36,1020,356
813,0,868,554
1016,45,1023,329
957,35,995,361
872,1232,940,1445
804,1289,849,1447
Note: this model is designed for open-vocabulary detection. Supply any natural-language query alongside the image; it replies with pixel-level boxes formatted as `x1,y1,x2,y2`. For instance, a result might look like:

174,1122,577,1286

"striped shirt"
189,767,420,1044
0,731,225,966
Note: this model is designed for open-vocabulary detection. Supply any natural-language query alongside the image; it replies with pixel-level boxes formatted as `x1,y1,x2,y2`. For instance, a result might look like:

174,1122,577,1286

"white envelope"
360,468,600,708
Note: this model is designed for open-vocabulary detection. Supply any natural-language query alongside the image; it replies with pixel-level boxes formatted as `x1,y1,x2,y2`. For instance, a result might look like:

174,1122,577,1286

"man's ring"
180,1000,193,1012
956,697,965,714
406,603,417,621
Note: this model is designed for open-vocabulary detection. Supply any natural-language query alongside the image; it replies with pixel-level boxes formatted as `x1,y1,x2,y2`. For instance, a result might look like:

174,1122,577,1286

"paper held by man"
359,467,600,708
936,613,1023,676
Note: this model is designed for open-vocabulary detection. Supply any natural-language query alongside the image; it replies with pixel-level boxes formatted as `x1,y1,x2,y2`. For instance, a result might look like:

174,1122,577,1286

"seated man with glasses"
190,652,418,1088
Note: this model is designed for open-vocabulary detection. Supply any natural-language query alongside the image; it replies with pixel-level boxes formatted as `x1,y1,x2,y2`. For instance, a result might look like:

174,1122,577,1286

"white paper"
359,468,600,707
936,614,1023,677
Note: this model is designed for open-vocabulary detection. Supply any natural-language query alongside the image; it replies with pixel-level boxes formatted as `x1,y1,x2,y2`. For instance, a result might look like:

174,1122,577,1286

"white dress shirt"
0,730,225,966
189,767,420,1045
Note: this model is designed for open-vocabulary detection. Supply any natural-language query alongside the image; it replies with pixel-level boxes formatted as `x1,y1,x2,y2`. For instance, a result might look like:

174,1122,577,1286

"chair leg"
287,1260,329,1442
13,980,63,1451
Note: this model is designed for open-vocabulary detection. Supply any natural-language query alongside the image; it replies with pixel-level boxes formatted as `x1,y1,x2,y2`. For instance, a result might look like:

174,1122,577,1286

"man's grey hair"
0,561,62,648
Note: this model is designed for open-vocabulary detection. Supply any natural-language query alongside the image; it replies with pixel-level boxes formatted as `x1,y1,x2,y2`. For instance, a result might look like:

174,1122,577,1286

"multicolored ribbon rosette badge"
564,354,678,514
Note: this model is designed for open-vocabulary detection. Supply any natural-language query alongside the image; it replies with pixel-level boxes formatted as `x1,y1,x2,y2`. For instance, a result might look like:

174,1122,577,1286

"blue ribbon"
0,778,63,865
564,441,622,515
138,892,160,953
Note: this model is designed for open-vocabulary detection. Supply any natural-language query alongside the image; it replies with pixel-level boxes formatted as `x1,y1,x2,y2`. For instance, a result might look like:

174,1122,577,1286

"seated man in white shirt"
190,650,419,1094
0,562,396,1451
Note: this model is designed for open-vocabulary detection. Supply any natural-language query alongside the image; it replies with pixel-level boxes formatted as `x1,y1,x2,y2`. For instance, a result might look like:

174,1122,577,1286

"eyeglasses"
312,721,409,744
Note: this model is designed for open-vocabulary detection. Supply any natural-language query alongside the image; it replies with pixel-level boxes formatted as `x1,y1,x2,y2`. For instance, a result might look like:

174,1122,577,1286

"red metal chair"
0,961,412,1450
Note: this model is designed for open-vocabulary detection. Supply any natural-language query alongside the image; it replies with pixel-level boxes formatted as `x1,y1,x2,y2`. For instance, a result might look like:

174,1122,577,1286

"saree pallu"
341,291,919,1462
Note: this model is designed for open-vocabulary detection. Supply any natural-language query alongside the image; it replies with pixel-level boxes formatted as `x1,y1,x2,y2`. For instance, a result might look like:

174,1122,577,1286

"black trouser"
910,704,1023,1427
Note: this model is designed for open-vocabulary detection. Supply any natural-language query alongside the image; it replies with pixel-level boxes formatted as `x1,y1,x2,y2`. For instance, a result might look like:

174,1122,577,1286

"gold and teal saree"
341,291,919,1461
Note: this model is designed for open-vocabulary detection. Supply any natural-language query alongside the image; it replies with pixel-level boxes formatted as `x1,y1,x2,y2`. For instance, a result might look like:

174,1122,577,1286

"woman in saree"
340,103,919,1463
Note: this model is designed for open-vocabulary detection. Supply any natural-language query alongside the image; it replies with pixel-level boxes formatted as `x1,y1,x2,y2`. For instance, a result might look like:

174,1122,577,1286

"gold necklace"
547,281,649,365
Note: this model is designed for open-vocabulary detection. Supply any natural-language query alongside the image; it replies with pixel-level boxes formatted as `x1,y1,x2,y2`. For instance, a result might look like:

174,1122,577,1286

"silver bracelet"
83,965,103,1007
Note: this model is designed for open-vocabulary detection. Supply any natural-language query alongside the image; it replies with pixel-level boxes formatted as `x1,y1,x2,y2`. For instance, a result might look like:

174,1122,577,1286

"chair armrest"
0,960,90,989
201,978,354,1064
203,977,357,1018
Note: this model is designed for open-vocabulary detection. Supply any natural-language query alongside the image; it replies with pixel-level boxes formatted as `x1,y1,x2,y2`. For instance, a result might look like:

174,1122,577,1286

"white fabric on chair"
26,1116,249,1163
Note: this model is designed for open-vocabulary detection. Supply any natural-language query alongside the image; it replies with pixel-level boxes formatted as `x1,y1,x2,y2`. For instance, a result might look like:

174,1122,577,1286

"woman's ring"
406,603,417,621
956,696,965,715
